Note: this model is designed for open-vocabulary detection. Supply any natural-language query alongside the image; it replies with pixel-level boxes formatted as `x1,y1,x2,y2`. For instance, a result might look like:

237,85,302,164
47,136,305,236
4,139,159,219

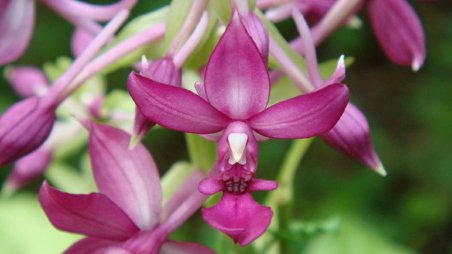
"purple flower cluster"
0,0,427,252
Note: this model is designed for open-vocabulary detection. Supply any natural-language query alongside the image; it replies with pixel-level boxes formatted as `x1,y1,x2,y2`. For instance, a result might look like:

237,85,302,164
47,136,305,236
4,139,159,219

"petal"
249,84,349,139
130,57,183,147
160,241,215,254
5,148,52,192
204,12,270,119
248,179,278,192
5,66,48,97
128,72,230,134
198,176,223,195
368,0,425,70
321,103,386,175
39,182,139,240
89,123,161,230
0,0,35,65
92,247,133,254
0,97,55,167
71,27,95,57
241,12,269,64
65,237,121,254
202,192,273,246
325,56,346,85
140,57,182,87
42,0,136,21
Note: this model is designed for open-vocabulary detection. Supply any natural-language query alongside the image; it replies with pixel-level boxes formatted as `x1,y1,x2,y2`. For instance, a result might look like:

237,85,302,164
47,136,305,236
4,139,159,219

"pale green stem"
253,138,314,254
185,134,217,172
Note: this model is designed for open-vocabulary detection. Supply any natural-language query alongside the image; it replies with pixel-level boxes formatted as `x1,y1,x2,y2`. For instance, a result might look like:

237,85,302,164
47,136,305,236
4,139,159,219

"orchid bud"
0,97,55,167
367,0,426,71
5,66,48,97
4,148,52,192
321,104,386,176
71,27,95,57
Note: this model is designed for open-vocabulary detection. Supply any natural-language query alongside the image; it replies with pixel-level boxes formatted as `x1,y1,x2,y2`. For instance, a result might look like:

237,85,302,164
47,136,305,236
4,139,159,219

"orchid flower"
39,123,213,254
291,10,385,175
128,12,349,244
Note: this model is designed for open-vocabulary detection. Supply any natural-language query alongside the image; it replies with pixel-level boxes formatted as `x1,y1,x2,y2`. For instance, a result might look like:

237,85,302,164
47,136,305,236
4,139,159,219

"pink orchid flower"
39,123,213,254
128,12,349,245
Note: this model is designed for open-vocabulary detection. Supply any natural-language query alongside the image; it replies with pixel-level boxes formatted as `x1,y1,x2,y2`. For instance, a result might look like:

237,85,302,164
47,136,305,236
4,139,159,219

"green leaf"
0,194,81,254
43,56,72,83
185,134,217,172
164,0,195,51
304,216,415,254
161,161,197,206
45,162,95,193
209,0,231,24
101,89,135,115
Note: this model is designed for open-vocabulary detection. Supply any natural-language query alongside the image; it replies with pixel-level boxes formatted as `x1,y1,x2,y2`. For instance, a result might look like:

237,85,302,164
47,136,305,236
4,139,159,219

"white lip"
227,133,248,165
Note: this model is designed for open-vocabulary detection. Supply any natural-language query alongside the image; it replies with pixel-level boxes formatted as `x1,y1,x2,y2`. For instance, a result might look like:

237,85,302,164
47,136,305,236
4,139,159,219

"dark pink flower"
128,11,349,244
39,123,213,254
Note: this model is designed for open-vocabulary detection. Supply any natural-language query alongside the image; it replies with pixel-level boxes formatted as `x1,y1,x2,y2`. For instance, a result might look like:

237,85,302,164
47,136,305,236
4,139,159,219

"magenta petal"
39,182,139,240
249,179,278,192
71,27,95,57
65,237,120,254
321,103,384,173
6,148,52,191
198,176,223,195
204,12,270,119
368,0,425,70
249,84,349,139
202,193,273,246
128,72,230,134
5,66,48,97
140,57,182,87
160,241,215,254
0,97,55,167
0,0,35,65
89,123,162,230
241,12,269,64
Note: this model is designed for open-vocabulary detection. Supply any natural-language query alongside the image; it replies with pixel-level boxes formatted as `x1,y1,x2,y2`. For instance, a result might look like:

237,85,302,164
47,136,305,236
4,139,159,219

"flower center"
222,170,253,194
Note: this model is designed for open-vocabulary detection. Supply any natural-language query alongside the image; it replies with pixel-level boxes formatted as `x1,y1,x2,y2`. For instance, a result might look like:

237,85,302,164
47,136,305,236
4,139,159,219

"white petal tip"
129,134,142,150
411,60,422,72
374,164,387,177
141,55,149,70
338,55,345,67
228,133,248,164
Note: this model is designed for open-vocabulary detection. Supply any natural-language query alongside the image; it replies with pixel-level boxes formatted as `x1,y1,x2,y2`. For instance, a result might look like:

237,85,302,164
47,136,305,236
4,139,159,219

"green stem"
185,133,217,172
253,138,314,254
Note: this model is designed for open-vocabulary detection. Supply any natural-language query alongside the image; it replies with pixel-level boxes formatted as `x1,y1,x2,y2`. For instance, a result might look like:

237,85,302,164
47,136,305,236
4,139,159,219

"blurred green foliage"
0,1,451,254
